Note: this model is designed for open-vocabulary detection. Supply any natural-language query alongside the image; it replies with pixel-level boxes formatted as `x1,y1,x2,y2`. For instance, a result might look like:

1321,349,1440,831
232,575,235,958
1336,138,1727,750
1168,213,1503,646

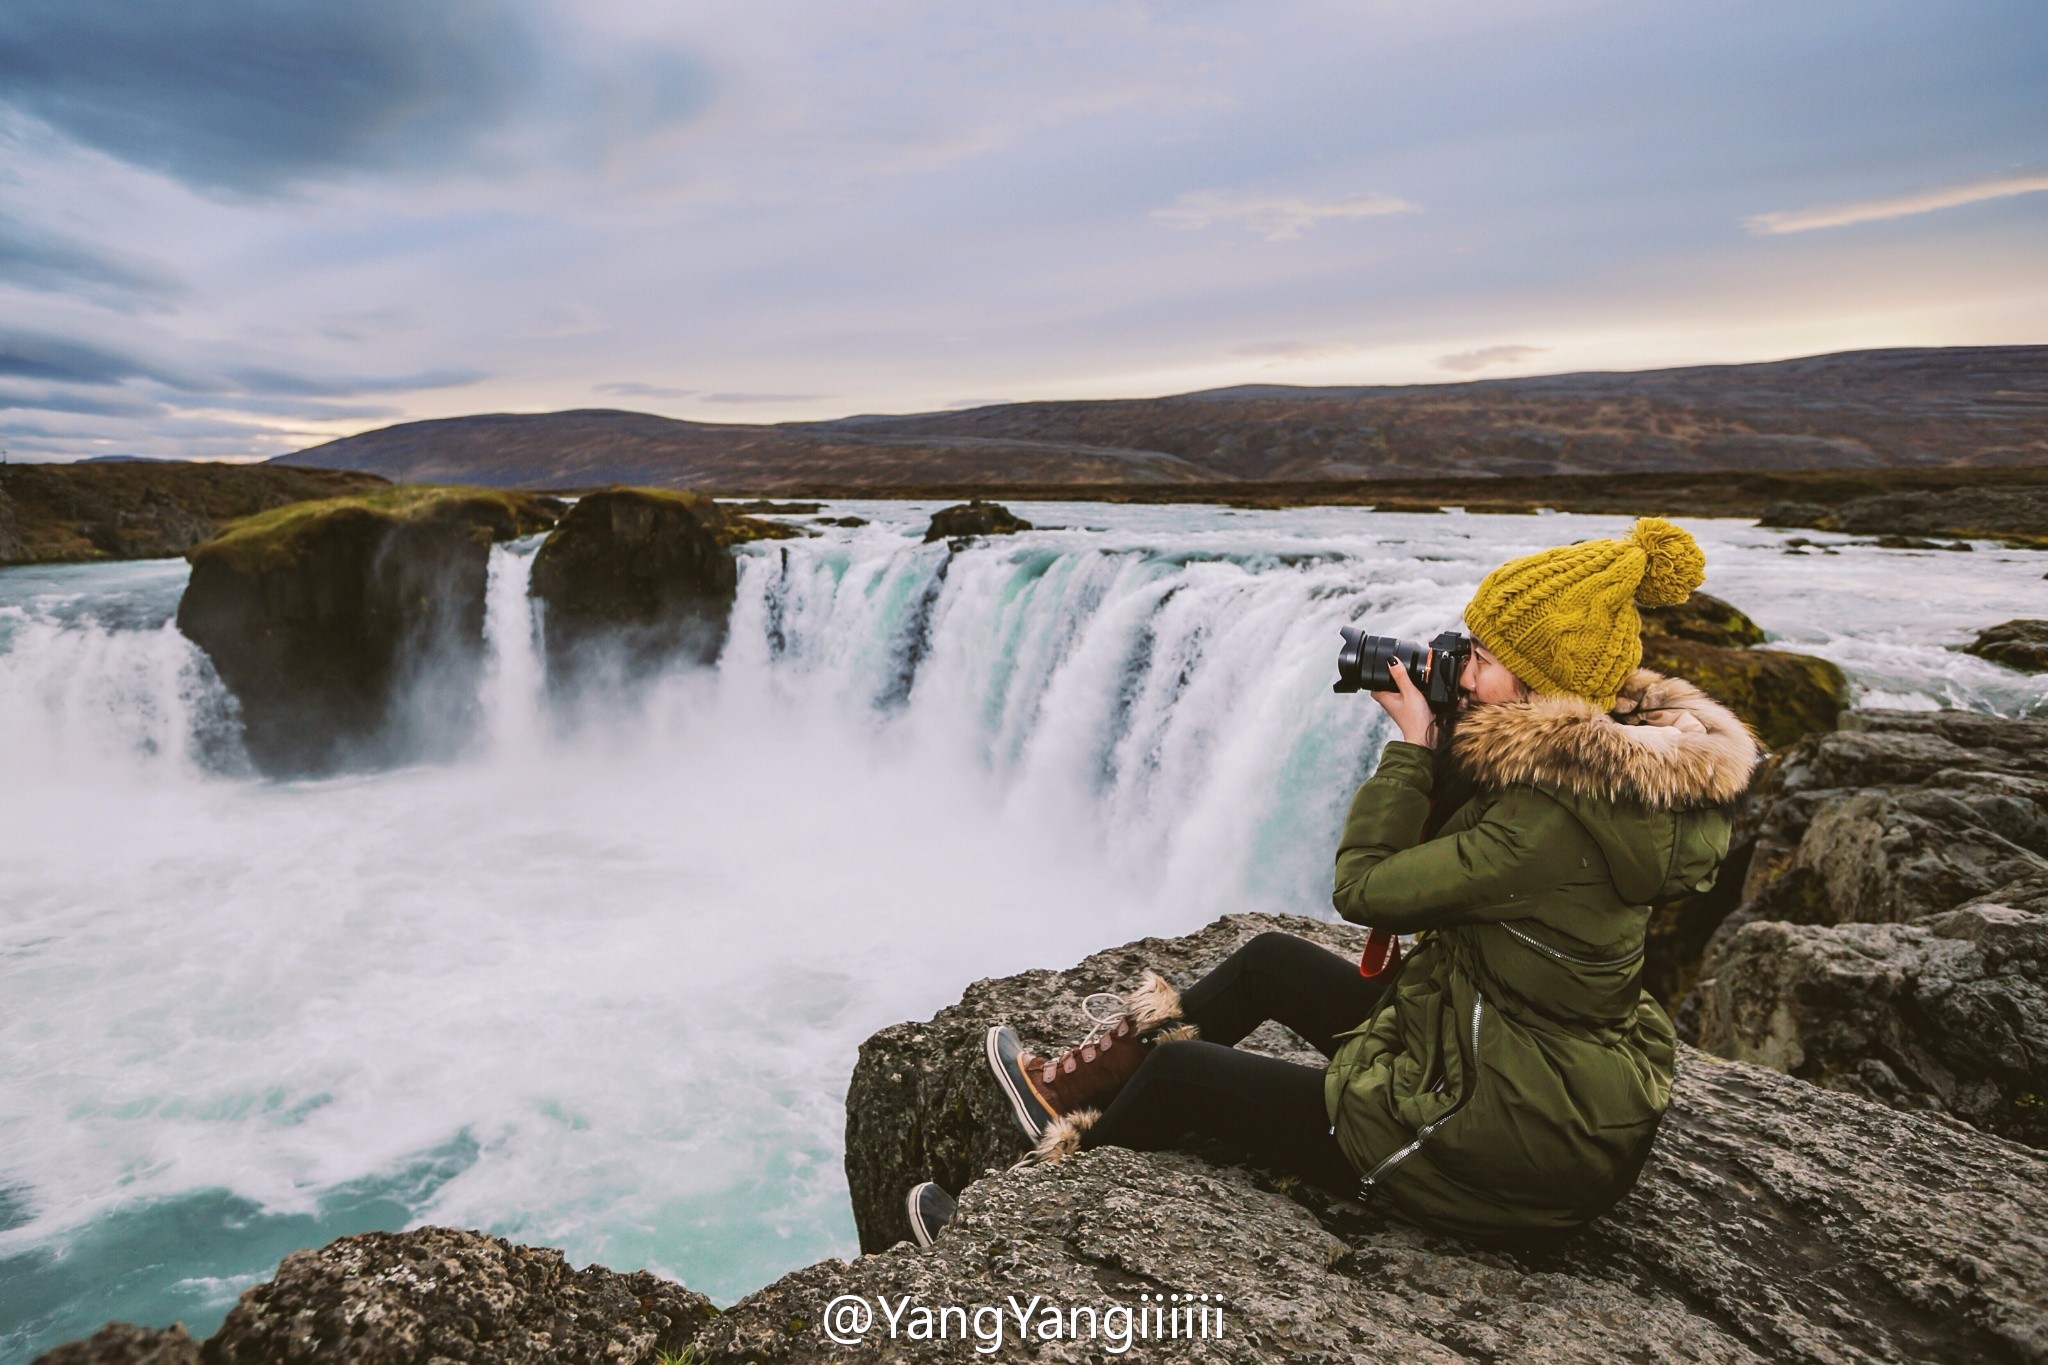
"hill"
273,346,2048,492
0,461,389,565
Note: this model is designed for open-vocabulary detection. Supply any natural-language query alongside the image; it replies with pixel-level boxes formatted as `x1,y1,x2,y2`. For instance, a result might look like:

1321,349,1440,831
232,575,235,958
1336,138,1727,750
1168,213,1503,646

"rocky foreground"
43,912,2048,1364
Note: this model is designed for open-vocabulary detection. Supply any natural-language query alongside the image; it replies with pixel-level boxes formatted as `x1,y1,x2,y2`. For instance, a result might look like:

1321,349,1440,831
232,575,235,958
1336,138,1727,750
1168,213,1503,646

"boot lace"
1078,991,1127,1047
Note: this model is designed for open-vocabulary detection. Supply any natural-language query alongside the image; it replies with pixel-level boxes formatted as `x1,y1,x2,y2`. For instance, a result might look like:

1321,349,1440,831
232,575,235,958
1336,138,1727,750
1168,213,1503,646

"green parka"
1324,668,1759,1237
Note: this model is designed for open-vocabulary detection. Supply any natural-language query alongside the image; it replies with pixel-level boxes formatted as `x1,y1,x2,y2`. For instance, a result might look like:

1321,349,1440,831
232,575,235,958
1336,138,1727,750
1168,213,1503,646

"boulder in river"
526,487,794,685
724,910,2048,1362
1636,592,1846,749
921,499,1032,543
1964,618,2048,673
175,486,557,777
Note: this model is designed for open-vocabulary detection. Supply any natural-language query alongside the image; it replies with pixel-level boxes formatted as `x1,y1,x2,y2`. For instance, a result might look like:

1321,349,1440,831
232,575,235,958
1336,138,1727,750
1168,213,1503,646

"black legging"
1080,931,1387,1193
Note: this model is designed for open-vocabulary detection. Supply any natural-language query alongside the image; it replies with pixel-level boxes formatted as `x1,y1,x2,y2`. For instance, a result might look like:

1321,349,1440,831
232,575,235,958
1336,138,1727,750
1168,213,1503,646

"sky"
1,0,2044,462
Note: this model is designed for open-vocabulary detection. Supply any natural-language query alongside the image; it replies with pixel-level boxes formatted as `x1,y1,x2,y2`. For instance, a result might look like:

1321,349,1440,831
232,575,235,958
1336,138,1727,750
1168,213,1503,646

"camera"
1333,628,1472,715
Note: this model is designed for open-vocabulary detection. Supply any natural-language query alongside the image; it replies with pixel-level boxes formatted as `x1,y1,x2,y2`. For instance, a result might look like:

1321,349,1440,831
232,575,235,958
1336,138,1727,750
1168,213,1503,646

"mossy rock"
190,485,558,574
1961,619,2048,674
1639,591,1767,649
1641,634,1847,750
922,500,1032,542
529,488,763,681
177,486,558,776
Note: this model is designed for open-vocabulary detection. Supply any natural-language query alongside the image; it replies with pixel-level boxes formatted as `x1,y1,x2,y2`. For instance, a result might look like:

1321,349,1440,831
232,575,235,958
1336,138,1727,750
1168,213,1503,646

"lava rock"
175,486,556,777
1690,876,2048,1148
1638,590,1768,649
1965,618,2048,674
921,499,1032,543
707,911,2048,1363
527,487,788,684
203,1227,716,1365
31,1323,199,1365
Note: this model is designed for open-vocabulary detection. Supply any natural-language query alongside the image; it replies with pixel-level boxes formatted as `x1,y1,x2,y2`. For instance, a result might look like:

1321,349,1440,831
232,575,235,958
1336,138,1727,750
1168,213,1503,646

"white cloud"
1438,344,1547,373
1152,188,1420,241
1745,169,2048,235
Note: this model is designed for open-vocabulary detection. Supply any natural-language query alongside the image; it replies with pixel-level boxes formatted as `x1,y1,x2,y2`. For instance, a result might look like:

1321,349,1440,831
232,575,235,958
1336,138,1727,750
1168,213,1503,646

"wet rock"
528,487,791,684
921,499,1032,543
204,1227,715,1365
1690,876,2048,1148
1758,500,1830,529
716,911,2048,1363
1965,618,2048,674
1874,533,1973,551
175,486,556,776
32,1323,199,1365
1638,591,1768,649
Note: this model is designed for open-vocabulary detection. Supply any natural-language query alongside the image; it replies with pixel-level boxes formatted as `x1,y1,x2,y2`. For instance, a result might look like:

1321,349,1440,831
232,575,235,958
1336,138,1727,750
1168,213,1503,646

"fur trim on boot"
1124,970,1195,1034
1149,1022,1200,1044
1030,1109,1098,1164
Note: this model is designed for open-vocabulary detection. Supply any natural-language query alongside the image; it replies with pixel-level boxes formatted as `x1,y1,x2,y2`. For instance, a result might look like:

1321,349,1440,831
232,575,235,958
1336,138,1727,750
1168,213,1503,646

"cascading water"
1,504,2043,1361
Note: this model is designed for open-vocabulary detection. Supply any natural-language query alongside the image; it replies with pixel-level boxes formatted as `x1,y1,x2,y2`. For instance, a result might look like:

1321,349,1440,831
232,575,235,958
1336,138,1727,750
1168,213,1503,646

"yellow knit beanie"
1463,517,1706,708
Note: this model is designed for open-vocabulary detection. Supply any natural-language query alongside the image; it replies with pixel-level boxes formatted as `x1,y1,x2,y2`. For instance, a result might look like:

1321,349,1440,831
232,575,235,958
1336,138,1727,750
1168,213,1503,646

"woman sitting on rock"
907,518,1760,1246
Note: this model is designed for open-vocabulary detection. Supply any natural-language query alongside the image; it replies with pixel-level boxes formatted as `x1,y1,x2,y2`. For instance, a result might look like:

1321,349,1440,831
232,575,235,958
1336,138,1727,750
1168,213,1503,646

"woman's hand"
1371,658,1438,748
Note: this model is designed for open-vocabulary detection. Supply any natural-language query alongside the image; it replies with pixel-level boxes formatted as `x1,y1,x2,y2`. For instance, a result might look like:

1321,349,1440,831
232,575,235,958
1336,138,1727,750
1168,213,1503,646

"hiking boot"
985,971,1194,1142
906,1181,956,1247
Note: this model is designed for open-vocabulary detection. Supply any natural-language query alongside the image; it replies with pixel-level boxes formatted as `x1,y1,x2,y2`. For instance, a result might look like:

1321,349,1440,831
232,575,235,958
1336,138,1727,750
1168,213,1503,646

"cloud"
225,366,487,398
1152,189,1420,241
701,392,829,404
597,381,697,399
0,328,193,387
1437,345,1548,373
1233,341,1351,363
0,0,711,195
1745,169,2048,236
0,212,182,305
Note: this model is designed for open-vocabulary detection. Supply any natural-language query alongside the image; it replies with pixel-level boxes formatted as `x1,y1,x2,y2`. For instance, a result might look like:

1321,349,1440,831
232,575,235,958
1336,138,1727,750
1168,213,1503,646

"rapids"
1,504,2043,1359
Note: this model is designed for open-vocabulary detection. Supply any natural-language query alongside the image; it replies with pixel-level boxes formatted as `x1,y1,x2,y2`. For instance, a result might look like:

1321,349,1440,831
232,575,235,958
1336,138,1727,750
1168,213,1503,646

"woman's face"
1458,640,1529,709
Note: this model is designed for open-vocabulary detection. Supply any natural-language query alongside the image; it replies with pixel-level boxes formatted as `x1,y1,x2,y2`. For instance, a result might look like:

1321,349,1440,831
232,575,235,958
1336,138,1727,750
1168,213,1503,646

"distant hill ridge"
275,345,2048,492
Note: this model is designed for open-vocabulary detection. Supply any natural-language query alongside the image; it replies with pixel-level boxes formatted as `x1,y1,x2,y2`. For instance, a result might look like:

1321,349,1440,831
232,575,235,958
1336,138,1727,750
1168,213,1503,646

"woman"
907,517,1759,1247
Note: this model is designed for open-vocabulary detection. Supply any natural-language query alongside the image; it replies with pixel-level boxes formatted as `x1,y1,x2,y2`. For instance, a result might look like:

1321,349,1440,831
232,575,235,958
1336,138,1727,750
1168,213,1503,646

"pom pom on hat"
1629,517,1706,607
1463,516,1708,708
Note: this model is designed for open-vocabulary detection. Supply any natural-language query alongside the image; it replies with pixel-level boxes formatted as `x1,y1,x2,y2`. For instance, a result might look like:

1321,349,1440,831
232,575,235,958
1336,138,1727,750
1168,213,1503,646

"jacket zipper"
1359,991,1485,1193
1499,922,1643,968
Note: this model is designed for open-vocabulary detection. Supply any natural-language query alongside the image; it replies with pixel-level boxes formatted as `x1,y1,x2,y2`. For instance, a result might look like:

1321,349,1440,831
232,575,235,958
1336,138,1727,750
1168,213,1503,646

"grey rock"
702,911,2048,1363
1691,875,2048,1147
1729,710,2048,930
203,1226,716,1365
1965,619,2048,674
31,1323,199,1365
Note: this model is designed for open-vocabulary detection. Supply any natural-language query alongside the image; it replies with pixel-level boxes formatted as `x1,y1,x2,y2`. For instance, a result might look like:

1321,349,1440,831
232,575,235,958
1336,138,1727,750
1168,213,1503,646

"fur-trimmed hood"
1449,668,1759,810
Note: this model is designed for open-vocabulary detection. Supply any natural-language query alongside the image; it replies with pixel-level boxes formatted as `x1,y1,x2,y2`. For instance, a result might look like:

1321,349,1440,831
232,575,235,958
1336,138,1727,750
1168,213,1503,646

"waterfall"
480,540,546,758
